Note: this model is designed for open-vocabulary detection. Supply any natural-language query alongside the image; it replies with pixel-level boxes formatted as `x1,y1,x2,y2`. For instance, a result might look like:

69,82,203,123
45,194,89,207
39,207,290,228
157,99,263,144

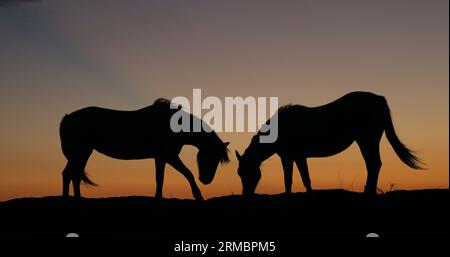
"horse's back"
275,91,387,157
316,92,383,121
62,104,174,131
62,106,149,133
60,104,176,159
287,91,385,121
315,91,382,111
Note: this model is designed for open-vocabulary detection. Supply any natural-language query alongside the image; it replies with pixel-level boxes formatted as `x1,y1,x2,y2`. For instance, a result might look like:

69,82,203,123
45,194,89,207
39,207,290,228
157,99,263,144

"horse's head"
235,151,261,196
197,142,230,185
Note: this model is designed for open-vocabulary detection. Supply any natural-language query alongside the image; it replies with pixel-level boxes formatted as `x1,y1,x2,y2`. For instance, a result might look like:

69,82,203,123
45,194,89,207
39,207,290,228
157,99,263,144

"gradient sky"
0,0,448,201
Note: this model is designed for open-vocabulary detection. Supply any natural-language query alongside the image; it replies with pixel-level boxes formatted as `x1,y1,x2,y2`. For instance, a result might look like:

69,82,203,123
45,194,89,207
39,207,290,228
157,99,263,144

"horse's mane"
247,103,306,148
277,103,307,114
250,104,303,141
153,98,179,109
154,98,171,105
138,98,182,113
219,144,230,164
277,104,294,113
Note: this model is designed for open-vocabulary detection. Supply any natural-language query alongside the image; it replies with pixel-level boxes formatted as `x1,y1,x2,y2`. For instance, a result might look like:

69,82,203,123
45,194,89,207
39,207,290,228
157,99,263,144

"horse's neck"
246,140,276,165
181,131,218,150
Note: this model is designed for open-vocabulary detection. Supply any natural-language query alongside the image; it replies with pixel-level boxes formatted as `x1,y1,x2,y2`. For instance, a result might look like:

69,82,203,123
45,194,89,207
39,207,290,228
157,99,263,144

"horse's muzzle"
199,175,213,185
242,189,256,196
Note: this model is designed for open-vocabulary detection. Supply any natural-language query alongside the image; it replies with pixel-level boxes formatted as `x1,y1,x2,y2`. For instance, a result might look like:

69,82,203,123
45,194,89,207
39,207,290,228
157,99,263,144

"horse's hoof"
194,195,204,201
363,190,377,195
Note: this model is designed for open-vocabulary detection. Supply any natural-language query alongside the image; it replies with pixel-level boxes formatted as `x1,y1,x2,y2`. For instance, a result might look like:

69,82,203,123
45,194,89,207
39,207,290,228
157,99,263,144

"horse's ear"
223,142,230,147
235,151,242,161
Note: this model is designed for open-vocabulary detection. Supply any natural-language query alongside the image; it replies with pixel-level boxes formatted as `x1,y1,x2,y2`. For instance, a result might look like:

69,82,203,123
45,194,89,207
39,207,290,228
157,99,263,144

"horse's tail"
60,114,98,186
381,96,425,170
81,171,97,186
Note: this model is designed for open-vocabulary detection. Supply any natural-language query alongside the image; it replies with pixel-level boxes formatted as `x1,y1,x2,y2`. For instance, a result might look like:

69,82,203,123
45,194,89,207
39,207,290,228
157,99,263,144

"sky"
0,0,448,201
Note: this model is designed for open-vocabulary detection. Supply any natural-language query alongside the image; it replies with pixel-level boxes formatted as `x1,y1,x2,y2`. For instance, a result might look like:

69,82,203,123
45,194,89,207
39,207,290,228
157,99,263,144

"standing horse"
60,98,229,200
235,92,423,195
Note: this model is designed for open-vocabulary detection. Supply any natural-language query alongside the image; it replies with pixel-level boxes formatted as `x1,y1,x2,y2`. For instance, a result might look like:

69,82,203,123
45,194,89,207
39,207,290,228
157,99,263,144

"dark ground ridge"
0,189,447,237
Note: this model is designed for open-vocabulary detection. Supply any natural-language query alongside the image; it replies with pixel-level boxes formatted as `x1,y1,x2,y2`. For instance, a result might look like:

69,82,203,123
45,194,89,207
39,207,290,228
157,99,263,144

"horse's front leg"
167,156,203,201
155,158,166,199
281,156,294,194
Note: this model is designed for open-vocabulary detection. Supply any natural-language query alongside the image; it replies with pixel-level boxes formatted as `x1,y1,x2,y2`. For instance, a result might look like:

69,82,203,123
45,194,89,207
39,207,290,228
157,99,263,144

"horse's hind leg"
62,163,71,197
62,160,83,197
154,158,166,199
63,152,91,198
358,140,382,195
295,158,312,192
72,156,90,198
62,160,82,198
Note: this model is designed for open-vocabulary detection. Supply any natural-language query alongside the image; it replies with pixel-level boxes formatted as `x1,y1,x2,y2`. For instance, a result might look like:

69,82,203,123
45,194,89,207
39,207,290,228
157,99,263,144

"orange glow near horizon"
0,128,447,201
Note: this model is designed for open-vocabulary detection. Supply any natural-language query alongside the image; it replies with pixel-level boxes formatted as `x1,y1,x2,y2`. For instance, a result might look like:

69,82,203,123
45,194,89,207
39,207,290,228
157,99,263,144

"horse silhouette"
235,92,424,195
60,98,229,200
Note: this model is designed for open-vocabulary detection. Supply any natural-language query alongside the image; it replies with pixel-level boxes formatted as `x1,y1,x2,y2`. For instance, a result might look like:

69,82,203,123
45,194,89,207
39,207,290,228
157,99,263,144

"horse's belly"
94,141,157,160
305,142,353,157
96,147,155,160
305,136,354,157
282,133,354,158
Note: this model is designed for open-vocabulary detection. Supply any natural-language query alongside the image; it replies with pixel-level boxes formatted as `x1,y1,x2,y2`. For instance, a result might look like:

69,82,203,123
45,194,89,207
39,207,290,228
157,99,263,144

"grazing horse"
235,92,424,195
60,98,229,200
